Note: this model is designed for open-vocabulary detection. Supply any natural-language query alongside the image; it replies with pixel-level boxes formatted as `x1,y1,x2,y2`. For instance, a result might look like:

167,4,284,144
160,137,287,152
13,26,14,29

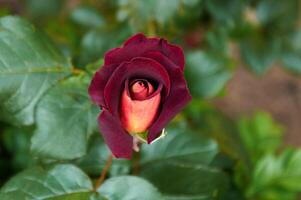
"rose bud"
89,33,192,159
120,79,161,133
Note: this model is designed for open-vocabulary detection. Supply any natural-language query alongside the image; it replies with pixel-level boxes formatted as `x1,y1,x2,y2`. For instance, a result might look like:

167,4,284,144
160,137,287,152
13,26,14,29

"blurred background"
0,0,301,199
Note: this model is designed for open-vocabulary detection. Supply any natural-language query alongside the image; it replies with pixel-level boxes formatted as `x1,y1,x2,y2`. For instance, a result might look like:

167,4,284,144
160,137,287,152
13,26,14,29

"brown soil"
214,66,301,146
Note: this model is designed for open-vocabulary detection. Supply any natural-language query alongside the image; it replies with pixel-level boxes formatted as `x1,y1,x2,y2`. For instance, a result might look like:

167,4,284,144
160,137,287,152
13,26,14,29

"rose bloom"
89,33,191,159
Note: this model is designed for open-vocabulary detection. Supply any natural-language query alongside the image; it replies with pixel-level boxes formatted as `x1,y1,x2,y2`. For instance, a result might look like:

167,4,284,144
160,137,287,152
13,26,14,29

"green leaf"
205,27,229,55
238,111,284,162
75,133,131,177
256,0,299,33
205,0,245,27
281,29,301,74
117,0,181,29
185,50,233,98
139,122,228,199
26,0,64,19
247,148,301,200
2,127,34,171
0,165,163,200
98,176,164,200
31,73,98,160
70,6,105,29
141,161,228,200
141,122,218,166
78,27,131,66
183,100,250,168
0,164,94,200
240,34,280,74
0,16,71,125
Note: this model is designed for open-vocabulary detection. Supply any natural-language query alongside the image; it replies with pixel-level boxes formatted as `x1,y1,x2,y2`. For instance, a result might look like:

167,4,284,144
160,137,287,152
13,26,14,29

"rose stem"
132,143,142,174
132,152,140,174
94,154,113,191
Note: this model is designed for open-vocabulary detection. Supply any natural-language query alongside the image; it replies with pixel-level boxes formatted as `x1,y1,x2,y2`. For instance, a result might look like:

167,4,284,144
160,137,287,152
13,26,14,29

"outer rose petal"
98,110,133,159
104,33,185,70
88,63,119,108
104,57,170,116
142,52,192,143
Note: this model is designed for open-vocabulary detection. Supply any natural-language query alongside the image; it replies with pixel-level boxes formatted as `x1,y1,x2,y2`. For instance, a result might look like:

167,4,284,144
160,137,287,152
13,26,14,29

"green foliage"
281,29,301,74
184,100,249,163
70,5,105,29
140,122,228,199
117,0,182,31
141,122,218,166
25,0,65,20
256,0,299,34
185,51,233,98
99,176,164,200
0,164,94,200
0,164,165,200
78,27,132,66
235,112,301,200
205,0,245,27
0,16,71,126
240,34,280,74
31,74,99,160
238,112,283,162
248,149,301,200
1,127,33,171
75,133,131,177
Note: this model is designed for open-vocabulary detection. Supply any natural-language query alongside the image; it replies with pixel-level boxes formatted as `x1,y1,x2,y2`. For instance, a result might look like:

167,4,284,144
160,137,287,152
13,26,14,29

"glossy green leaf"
141,161,228,200
0,16,72,125
238,112,283,162
2,127,33,170
0,165,164,200
240,35,280,74
247,148,301,200
71,6,105,29
183,100,250,167
205,0,245,27
117,0,181,29
98,176,164,200
0,164,94,200
26,0,64,19
75,133,131,177
141,122,218,166
139,122,228,199
78,27,131,66
185,50,233,98
281,29,301,74
256,0,299,33
31,74,98,160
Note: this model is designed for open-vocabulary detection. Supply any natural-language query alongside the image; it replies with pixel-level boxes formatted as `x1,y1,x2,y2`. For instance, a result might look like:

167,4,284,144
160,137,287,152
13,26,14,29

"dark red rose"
89,33,192,159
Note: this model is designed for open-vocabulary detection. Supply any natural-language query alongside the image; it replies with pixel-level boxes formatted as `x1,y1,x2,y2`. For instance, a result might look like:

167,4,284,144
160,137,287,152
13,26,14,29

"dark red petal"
124,33,146,46
98,110,133,159
88,63,119,108
104,33,185,70
143,52,192,143
104,57,170,116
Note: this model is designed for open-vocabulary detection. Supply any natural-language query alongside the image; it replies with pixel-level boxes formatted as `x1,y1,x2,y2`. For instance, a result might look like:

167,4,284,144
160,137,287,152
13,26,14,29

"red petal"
104,57,170,116
104,33,185,70
98,110,133,159
88,63,119,108
123,33,146,46
142,52,192,143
